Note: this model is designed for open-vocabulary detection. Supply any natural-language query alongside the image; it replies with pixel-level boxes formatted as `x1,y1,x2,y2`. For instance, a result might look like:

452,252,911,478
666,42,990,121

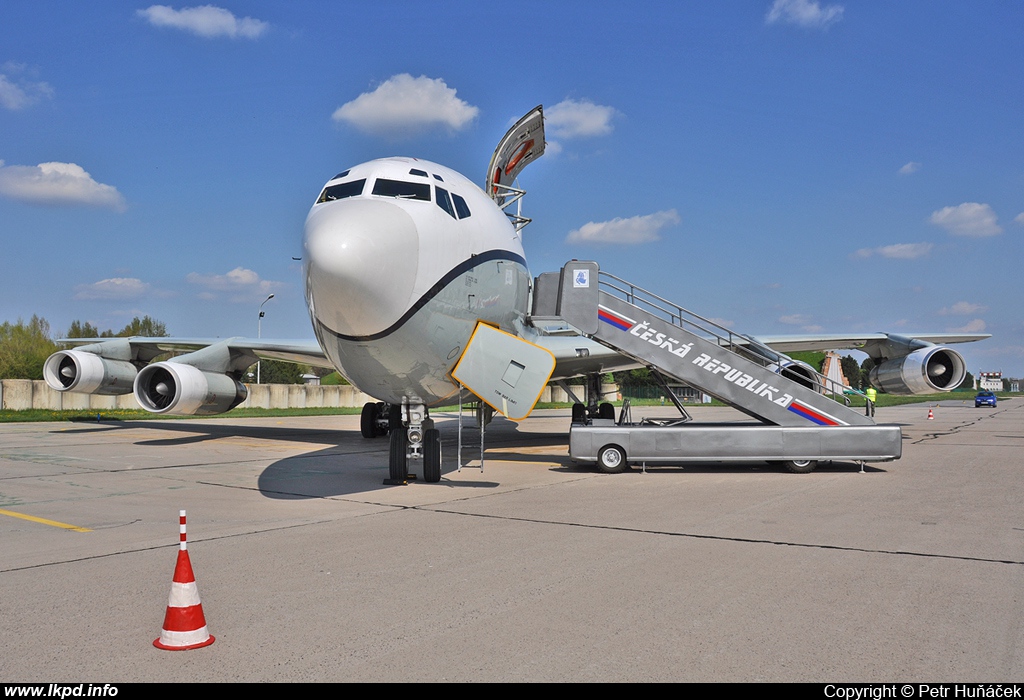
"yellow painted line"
0,508,92,532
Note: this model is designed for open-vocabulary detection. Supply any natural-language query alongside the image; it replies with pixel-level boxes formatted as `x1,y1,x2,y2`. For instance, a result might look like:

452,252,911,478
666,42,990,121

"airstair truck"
534,261,901,474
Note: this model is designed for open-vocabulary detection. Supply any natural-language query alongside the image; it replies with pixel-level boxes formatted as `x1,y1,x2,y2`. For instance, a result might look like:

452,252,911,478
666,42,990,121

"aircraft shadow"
52,419,348,446
256,420,548,499
49,417,885,500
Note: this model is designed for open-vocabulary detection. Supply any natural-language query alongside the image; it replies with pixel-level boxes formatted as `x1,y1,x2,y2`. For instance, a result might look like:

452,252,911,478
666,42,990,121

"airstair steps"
537,261,873,428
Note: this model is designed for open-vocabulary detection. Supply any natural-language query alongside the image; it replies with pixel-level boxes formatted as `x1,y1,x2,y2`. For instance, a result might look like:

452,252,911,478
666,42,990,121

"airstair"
531,261,901,471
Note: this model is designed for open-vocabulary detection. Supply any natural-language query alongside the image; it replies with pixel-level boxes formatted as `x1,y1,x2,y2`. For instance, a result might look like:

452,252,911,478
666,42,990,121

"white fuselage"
303,157,532,407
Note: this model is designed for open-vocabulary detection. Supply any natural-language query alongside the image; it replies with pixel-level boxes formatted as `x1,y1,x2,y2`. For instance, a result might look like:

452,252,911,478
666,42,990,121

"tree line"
0,315,167,380
0,315,330,384
3,317,978,390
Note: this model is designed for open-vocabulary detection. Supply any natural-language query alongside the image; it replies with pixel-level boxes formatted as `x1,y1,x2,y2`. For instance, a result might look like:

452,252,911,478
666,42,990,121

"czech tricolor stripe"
787,400,846,426
598,305,634,331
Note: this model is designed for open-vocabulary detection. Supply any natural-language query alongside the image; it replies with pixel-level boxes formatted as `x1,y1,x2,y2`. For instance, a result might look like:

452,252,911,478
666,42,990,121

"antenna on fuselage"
486,105,545,232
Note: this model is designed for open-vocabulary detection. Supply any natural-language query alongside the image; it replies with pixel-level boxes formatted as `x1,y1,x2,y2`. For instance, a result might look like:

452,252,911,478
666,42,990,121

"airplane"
42,105,989,483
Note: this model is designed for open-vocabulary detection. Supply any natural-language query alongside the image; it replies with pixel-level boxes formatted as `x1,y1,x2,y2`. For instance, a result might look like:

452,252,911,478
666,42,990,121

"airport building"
977,371,1003,392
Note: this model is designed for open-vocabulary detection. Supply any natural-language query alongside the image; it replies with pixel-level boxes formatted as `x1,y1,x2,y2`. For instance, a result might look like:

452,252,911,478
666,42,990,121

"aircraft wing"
57,337,334,368
752,333,990,354
529,328,991,385
527,332,641,380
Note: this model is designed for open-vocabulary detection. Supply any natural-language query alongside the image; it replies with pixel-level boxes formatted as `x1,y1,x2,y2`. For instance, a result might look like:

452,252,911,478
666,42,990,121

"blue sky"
1,1,1021,376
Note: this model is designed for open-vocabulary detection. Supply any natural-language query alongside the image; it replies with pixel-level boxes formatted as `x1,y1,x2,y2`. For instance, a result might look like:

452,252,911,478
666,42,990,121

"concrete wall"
1,380,376,411
0,380,616,411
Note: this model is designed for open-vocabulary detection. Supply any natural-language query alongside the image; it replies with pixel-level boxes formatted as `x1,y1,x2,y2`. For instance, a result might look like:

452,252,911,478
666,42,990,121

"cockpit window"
332,169,351,180
317,178,366,204
371,178,431,201
435,186,456,219
452,193,471,219
433,174,444,181
409,168,428,177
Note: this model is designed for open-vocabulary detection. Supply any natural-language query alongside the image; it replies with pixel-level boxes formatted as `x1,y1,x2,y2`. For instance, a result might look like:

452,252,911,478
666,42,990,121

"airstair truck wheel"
597,445,628,474
783,459,818,474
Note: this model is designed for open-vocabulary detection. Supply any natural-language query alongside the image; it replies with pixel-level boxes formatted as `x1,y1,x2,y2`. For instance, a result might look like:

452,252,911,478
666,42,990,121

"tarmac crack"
421,507,1024,567
0,519,334,573
912,404,1015,444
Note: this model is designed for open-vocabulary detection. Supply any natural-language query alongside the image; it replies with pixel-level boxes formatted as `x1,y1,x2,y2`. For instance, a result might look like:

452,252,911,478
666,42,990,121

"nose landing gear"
384,401,442,484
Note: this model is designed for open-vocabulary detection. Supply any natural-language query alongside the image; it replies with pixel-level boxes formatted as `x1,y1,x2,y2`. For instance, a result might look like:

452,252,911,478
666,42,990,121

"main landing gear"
359,402,392,438
381,401,442,485
563,373,615,425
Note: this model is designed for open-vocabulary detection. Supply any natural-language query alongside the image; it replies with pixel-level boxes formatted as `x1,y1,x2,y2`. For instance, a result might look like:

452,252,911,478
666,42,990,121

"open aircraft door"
485,105,546,215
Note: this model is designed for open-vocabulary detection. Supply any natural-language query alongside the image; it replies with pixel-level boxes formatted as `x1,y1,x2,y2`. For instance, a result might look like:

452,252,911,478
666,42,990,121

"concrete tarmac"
1,402,1022,682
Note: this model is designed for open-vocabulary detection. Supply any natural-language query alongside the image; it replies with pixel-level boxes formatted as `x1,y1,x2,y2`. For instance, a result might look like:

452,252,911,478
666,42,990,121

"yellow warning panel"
451,322,556,421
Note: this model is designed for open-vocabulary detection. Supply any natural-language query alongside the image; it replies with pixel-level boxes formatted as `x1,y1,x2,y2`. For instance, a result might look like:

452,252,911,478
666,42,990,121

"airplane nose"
304,198,420,338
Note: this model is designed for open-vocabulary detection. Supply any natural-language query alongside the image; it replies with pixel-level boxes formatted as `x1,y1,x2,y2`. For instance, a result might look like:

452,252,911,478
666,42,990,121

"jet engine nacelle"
776,360,821,392
43,350,137,395
869,346,966,395
134,362,247,415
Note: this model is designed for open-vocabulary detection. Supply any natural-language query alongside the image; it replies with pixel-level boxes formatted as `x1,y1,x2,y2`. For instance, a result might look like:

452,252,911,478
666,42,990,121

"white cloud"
779,314,811,325
545,99,617,139
332,74,478,136
1015,212,1024,225
137,5,268,39
939,301,987,316
899,161,921,175
778,314,822,332
186,267,282,302
0,160,126,211
852,242,933,259
566,209,679,245
0,64,53,110
948,319,987,333
929,202,1002,237
766,0,844,29
74,278,151,301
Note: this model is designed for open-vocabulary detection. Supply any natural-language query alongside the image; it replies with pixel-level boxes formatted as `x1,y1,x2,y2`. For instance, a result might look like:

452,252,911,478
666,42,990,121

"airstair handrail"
597,270,854,406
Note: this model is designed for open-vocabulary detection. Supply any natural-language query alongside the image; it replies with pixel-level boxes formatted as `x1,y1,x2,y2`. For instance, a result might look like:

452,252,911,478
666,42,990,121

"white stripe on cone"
154,511,214,650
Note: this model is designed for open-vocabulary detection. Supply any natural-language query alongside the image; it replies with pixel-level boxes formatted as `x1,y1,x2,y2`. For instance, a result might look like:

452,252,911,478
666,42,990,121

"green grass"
0,391,1010,423
0,406,363,423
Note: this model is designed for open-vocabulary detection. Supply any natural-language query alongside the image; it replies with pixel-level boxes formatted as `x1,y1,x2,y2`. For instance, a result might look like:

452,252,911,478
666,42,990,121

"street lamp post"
257,293,275,384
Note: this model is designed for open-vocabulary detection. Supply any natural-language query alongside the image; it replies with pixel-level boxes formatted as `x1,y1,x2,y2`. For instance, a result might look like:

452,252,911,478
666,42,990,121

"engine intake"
134,362,247,415
869,346,966,395
43,350,137,395
776,360,821,392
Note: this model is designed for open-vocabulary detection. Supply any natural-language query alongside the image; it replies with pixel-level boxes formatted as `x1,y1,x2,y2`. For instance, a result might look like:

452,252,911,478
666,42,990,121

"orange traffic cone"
154,510,215,650
927,408,934,420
